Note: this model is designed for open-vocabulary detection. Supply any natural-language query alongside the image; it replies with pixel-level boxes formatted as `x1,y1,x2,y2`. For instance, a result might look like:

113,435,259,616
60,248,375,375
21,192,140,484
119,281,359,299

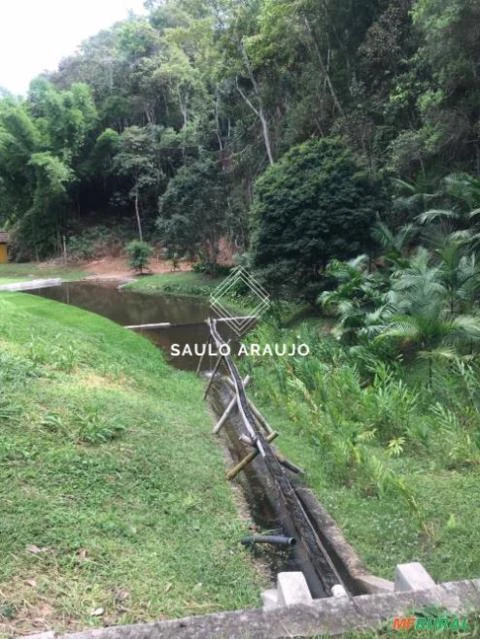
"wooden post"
226,431,279,481
274,453,304,475
248,400,274,435
196,338,211,376
209,319,266,457
203,351,226,399
212,376,251,434
224,377,274,435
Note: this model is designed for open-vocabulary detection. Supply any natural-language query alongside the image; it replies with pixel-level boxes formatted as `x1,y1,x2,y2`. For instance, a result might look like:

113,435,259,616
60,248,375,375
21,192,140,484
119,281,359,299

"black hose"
241,534,296,547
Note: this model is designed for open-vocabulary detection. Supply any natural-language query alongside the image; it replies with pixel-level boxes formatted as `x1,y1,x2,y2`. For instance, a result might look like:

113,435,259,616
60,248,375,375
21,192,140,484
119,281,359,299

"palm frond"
418,346,458,361
375,316,421,342
451,315,480,341
417,209,459,225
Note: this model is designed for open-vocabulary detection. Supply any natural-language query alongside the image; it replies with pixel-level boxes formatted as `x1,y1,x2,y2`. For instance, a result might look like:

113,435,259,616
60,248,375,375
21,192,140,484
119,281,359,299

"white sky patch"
0,0,147,96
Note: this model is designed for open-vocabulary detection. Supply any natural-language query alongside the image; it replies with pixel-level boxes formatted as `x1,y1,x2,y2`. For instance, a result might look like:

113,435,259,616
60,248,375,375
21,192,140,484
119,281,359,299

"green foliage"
157,156,228,269
67,224,133,260
323,222,480,363
0,81,98,258
251,138,387,299
241,319,480,579
125,270,224,297
126,240,153,273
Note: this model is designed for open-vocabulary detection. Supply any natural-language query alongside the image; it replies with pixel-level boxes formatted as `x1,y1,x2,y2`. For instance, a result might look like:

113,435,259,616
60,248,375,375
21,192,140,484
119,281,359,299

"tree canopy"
251,138,387,298
0,0,479,288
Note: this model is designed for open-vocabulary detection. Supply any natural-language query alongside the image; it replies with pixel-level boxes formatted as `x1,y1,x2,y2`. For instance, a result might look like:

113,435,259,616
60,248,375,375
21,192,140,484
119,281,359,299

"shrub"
126,240,153,273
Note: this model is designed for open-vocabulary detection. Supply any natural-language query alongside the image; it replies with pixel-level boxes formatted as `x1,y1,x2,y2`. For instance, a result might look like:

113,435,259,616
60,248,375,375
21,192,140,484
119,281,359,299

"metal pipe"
241,534,296,547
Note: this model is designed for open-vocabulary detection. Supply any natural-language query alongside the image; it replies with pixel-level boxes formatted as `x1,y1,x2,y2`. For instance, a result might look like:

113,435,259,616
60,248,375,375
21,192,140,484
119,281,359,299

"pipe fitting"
241,534,296,547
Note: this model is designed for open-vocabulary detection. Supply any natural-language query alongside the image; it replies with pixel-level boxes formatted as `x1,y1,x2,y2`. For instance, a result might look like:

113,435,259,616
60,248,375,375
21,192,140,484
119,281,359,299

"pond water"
30,281,233,371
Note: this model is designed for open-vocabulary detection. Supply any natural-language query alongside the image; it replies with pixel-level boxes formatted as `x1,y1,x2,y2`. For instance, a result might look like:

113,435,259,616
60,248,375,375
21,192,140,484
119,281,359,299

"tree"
0,98,39,227
323,239,480,370
0,84,94,258
320,255,387,343
157,156,227,270
250,138,388,299
114,125,164,240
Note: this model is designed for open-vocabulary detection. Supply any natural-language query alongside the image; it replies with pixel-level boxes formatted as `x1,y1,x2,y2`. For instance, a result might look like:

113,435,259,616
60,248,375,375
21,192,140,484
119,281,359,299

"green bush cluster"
126,240,153,273
250,138,388,300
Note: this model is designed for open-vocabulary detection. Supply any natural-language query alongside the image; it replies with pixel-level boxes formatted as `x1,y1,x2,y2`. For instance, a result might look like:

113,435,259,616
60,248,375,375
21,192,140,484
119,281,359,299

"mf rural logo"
210,266,270,336
392,615,470,632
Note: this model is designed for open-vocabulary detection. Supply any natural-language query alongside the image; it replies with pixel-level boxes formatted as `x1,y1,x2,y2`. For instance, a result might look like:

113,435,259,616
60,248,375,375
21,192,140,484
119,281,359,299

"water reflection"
30,281,234,370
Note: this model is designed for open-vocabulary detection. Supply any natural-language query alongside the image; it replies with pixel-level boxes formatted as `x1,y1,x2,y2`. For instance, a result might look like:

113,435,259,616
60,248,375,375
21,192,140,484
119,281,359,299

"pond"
30,281,232,371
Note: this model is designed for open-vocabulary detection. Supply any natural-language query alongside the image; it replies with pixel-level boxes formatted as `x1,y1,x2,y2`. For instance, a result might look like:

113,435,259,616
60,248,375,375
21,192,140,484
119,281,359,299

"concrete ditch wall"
26,576,480,639
209,379,387,598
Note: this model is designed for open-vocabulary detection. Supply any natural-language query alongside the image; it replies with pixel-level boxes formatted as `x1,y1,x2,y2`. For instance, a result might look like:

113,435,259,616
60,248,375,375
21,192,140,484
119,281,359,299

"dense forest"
1,0,480,297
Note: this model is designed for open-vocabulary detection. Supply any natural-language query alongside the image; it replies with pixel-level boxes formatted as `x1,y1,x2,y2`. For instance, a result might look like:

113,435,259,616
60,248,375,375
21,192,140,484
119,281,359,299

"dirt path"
82,256,193,279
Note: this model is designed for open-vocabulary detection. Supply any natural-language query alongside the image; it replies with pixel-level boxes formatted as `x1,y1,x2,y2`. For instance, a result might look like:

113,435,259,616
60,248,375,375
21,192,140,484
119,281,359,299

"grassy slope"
244,363,480,587
0,263,86,285
0,294,264,636
278,409,480,583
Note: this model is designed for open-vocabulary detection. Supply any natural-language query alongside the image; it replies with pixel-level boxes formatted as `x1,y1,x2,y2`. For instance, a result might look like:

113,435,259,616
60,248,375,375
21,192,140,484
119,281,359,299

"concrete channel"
209,377,383,600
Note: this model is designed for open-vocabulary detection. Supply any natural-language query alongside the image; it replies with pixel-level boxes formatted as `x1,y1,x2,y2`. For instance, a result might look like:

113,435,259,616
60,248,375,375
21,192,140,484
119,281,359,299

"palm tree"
372,220,416,268
370,248,480,369
416,173,480,236
320,256,385,342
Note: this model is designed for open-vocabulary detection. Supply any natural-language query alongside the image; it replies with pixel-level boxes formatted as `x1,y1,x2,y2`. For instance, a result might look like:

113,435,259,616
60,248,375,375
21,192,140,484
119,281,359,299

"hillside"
0,293,264,635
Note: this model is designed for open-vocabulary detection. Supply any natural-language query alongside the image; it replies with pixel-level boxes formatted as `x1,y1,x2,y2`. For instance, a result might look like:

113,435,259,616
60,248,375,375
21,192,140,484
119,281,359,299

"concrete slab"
0,278,62,292
394,562,435,592
261,588,279,611
356,575,394,594
277,571,313,607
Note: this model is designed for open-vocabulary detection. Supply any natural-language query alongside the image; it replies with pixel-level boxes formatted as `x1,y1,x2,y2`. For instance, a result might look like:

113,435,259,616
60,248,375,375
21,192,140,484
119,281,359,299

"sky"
0,0,147,96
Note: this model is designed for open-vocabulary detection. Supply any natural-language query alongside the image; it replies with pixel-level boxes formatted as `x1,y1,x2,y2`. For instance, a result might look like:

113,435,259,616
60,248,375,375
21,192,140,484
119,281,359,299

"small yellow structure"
0,232,9,264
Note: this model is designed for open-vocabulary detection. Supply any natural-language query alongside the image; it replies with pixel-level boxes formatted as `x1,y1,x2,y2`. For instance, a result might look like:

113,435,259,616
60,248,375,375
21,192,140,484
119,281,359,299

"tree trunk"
237,42,275,166
214,86,224,153
134,187,143,242
303,17,345,118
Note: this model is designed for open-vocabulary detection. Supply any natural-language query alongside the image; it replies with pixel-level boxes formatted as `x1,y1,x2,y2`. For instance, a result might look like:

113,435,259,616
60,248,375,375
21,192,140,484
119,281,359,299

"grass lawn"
245,392,480,587
126,271,224,297
0,294,264,637
0,263,86,285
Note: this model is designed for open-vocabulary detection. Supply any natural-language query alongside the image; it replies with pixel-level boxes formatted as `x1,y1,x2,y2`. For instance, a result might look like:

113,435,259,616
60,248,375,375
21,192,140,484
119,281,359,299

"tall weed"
240,322,480,532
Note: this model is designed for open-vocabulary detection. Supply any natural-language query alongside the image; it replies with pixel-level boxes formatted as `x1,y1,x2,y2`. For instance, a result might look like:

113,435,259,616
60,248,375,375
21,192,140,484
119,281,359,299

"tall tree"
114,125,164,240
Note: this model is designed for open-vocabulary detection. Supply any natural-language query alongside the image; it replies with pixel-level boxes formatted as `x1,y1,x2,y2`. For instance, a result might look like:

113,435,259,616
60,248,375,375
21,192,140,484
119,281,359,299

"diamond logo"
210,266,270,336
